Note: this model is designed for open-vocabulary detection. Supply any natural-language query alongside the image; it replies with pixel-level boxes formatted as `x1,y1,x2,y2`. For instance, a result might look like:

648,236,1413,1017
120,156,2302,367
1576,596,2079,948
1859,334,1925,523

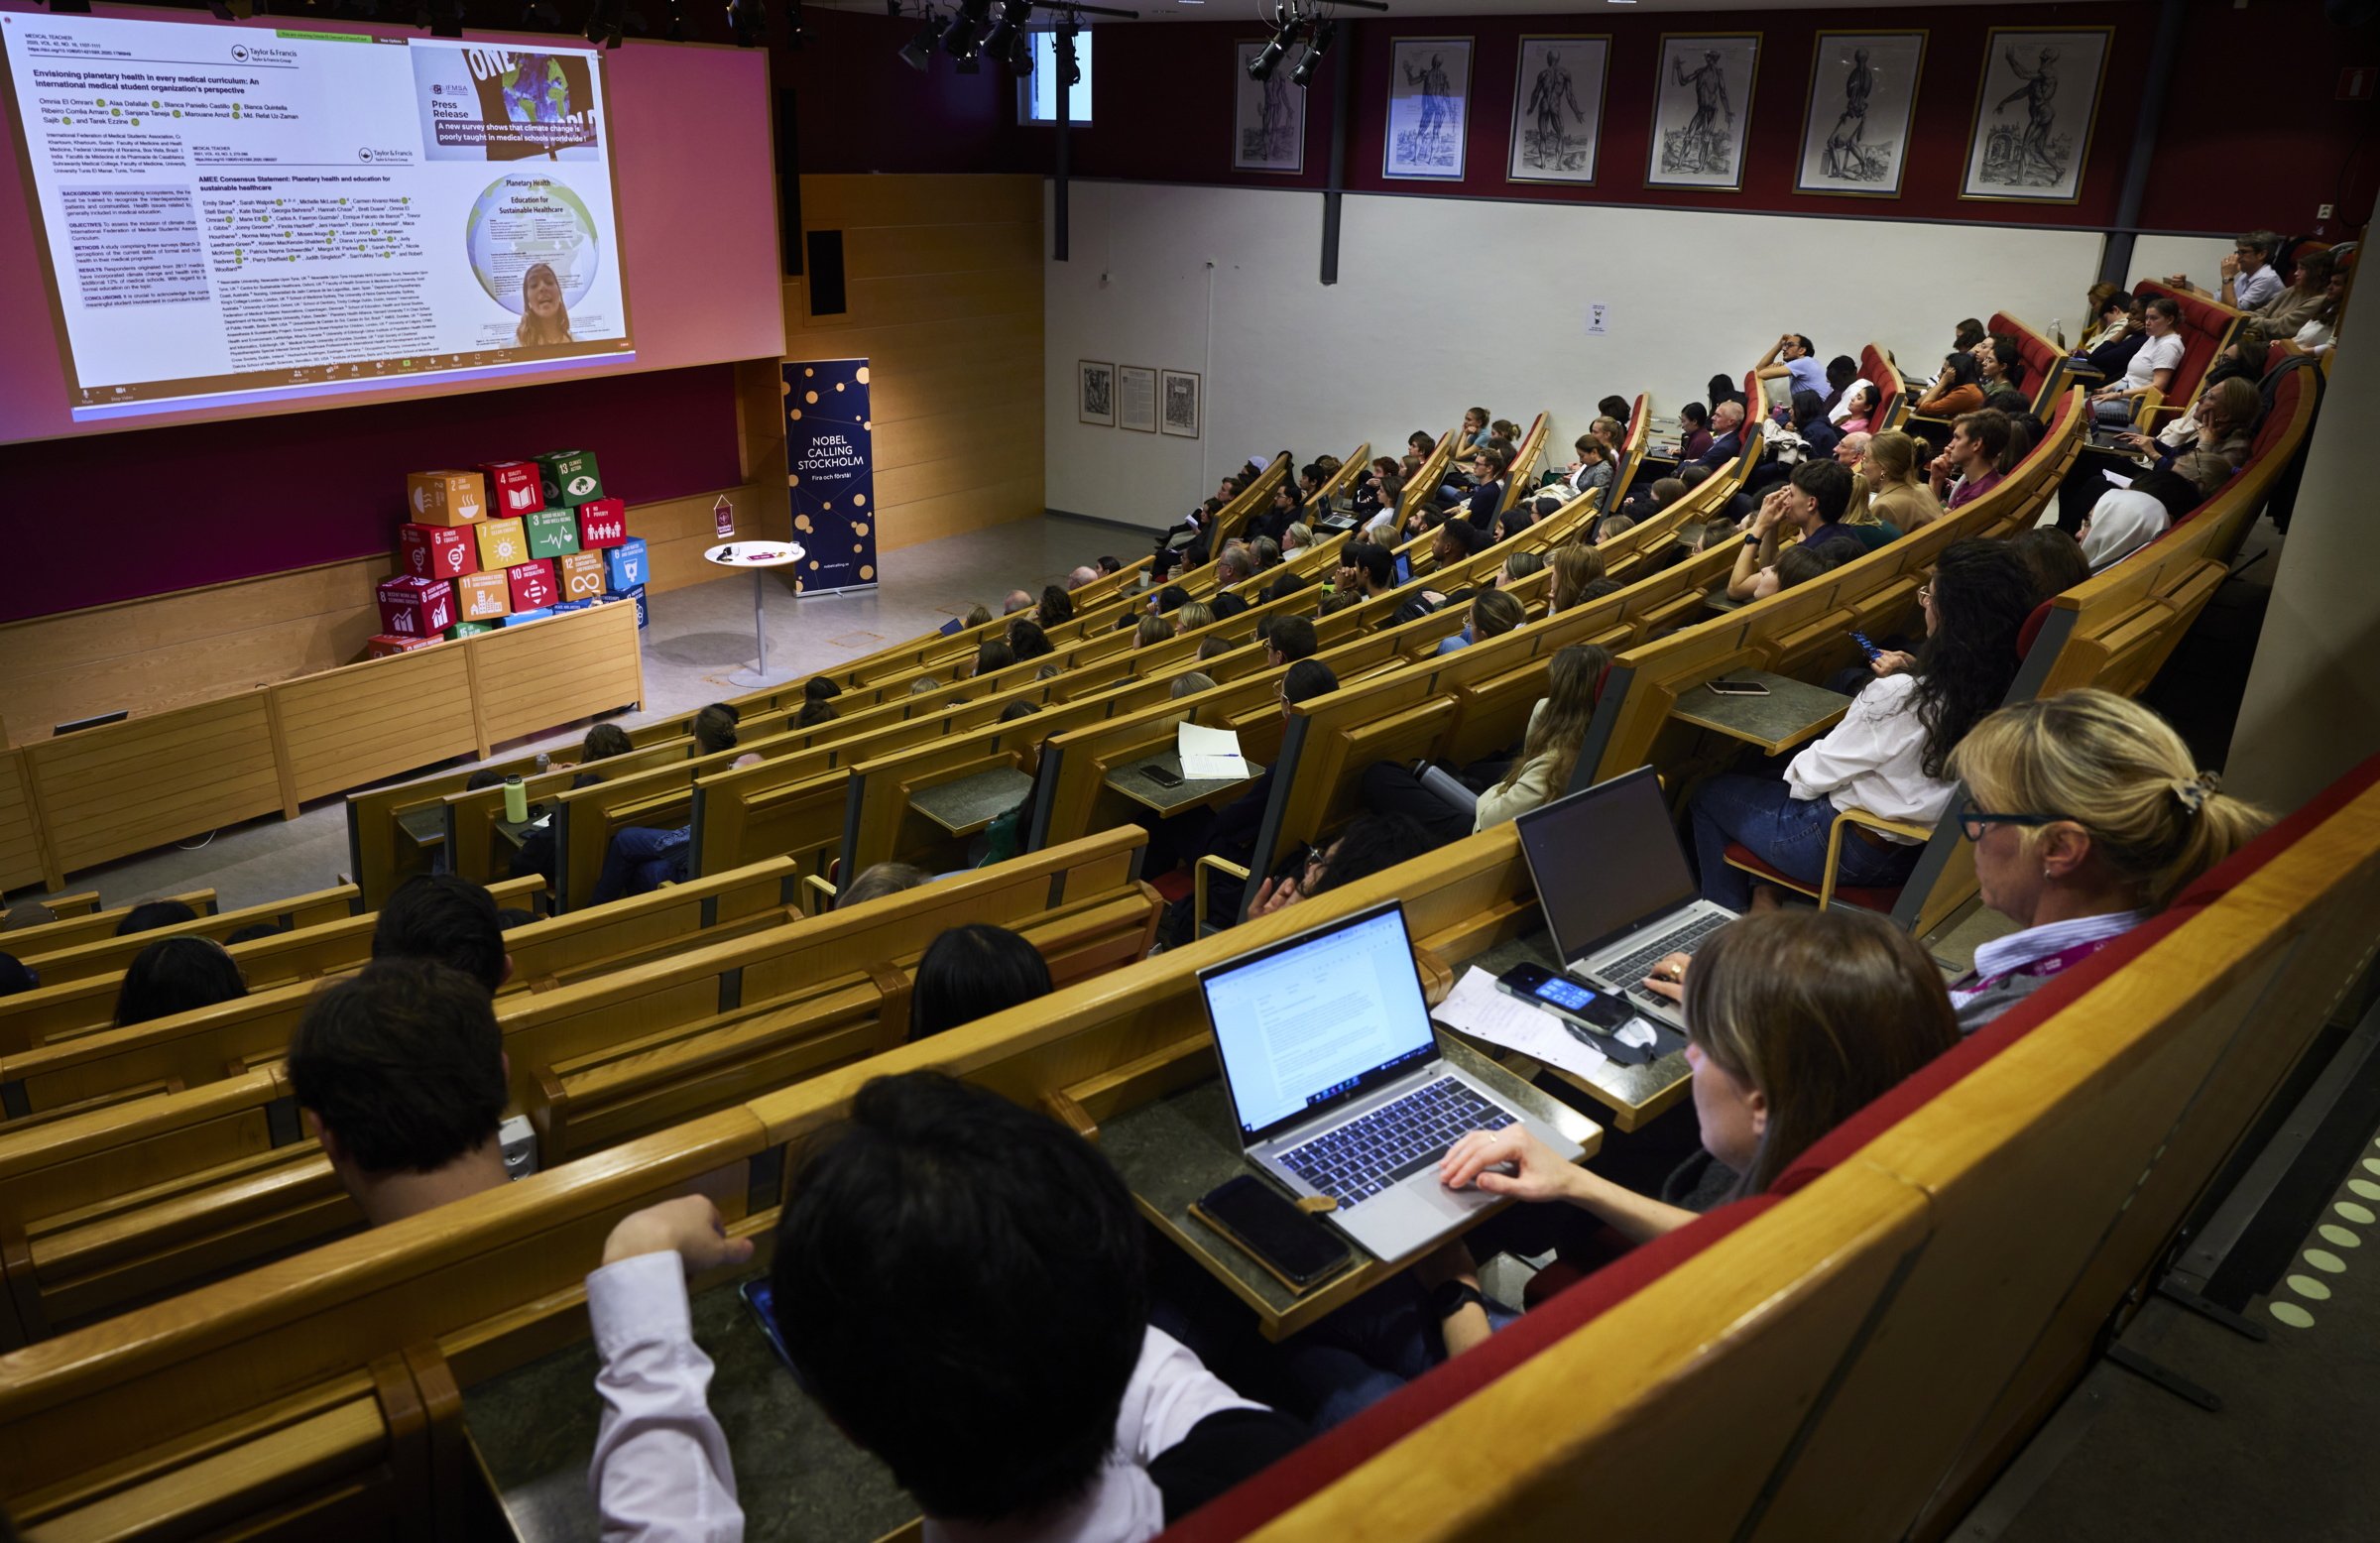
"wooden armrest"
1813,806,1931,912
1194,855,1251,937
801,873,839,911
1835,807,1932,844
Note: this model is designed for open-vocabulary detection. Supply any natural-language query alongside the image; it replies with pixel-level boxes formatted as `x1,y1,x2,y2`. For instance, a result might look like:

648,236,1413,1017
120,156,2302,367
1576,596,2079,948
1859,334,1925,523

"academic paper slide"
0,12,632,420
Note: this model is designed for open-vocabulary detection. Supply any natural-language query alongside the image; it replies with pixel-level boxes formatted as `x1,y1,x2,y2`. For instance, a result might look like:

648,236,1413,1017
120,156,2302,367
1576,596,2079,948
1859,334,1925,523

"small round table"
704,540,806,689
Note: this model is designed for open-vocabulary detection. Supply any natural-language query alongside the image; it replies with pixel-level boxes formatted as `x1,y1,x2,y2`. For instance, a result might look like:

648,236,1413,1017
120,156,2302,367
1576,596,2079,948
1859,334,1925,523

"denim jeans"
1282,1274,1520,1430
591,825,690,904
1687,772,1920,910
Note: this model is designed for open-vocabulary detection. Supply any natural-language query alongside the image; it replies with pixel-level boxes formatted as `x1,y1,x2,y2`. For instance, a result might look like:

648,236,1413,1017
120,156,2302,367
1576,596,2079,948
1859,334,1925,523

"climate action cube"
399,523,478,581
622,585,650,630
502,608,554,627
557,549,607,601
375,575,456,639
480,460,545,518
576,497,628,548
476,517,529,570
506,558,560,613
366,633,442,659
525,507,581,561
447,620,497,639
603,536,649,593
454,571,511,622
536,449,604,508
406,470,487,527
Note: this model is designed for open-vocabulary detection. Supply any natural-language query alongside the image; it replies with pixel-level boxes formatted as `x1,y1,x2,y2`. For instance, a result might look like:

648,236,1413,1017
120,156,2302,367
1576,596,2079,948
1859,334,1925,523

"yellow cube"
558,549,607,601
407,470,487,527
475,516,528,569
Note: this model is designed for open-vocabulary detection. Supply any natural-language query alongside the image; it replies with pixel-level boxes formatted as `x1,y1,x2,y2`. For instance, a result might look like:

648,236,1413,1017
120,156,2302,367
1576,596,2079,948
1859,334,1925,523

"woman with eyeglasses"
1938,688,2267,1031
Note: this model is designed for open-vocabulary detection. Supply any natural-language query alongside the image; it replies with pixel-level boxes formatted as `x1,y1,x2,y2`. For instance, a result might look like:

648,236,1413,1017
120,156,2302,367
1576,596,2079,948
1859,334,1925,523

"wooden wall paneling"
23,695,283,879
468,605,645,749
637,483,777,594
273,647,481,806
0,752,50,894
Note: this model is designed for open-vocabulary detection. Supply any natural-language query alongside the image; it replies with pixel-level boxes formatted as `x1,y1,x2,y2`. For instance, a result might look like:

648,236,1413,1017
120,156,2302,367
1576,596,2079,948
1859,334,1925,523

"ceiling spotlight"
1289,17,1332,85
981,0,1027,58
1006,22,1032,73
1247,27,1293,81
783,0,803,47
899,10,946,69
1055,19,1079,85
725,0,764,46
663,0,684,39
584,0,620,45
942,0,991,58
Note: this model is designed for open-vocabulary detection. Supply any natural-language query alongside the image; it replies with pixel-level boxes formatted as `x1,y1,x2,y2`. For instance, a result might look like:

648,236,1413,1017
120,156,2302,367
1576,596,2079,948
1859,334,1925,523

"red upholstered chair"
2017,598,2054,658
2130,280,2241,431
1721,805,1930,915
1986,310,2069,415
1858,343,1904,431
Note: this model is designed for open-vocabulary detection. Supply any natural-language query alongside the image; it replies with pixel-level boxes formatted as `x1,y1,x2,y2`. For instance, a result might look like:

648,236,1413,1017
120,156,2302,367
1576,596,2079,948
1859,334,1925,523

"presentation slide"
1,12,632,422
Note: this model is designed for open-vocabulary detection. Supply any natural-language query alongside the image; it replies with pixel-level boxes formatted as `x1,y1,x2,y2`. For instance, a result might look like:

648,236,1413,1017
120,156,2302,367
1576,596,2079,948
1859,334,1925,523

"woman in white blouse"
2090,295,2185,424
1686,538,2038,909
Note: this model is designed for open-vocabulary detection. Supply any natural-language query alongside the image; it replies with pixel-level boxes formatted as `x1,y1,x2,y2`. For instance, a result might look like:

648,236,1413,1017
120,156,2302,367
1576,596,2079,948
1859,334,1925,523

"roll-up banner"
784,357,878,593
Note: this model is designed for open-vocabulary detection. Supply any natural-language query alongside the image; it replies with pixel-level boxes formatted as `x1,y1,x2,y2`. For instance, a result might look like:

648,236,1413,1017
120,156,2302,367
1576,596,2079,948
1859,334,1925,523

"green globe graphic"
466,172,600,310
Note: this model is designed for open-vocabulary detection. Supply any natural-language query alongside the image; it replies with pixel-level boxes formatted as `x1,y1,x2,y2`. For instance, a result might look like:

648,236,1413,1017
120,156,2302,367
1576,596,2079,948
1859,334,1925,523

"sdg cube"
603,536,649,593
525,507,581,561
476,517,530,570
376,575,456,639
406,470,487,527
502,608,555,628
576,498,628,548
506,558,560,613
558,550,608,601
454,571,512,622
399,523,478,581
447,620,498,639
480,460,545,518
536,449,604,508
366,634,442,659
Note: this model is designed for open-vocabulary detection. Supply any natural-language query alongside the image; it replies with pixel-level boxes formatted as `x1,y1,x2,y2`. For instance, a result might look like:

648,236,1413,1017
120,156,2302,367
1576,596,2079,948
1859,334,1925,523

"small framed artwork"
1647,33,1760,191
1160,369,1202,439
1385,38,1473,180
1235,44,1305,174
1508,36,1609,184
1078,360,1115,427
1961,28,2111,204
1117,365,1157,433
1795,32,1926,197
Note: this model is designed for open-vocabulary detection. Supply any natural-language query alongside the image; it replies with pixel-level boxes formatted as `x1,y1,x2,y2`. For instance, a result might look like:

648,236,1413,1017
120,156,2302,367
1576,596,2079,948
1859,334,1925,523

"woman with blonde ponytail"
1943,688,2269,1031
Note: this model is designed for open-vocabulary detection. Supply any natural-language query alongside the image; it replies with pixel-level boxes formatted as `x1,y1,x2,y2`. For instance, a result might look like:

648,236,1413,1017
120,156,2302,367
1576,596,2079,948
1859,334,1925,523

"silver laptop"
1513,766,1741,1030
1197,900,1583,1260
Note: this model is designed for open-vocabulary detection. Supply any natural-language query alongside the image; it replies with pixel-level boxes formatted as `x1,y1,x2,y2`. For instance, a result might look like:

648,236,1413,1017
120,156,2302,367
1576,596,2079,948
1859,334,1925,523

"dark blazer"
1691,428,1743,472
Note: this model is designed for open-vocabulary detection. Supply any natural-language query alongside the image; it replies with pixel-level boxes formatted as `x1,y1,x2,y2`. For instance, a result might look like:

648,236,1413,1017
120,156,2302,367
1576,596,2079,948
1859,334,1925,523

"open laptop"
1512,766,1741,1030
1197,900,1583,1260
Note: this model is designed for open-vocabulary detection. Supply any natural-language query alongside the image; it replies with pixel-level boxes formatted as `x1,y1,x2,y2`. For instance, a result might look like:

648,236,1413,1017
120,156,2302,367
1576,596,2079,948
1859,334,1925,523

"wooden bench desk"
1668,669,1852,756
1106,750,1264,815
908,767,1033,838
1456,932,1694,1132
397,806,445,849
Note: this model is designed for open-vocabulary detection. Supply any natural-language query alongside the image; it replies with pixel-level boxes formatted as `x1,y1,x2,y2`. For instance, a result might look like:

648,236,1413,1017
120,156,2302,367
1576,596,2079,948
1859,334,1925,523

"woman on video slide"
516,262,573,347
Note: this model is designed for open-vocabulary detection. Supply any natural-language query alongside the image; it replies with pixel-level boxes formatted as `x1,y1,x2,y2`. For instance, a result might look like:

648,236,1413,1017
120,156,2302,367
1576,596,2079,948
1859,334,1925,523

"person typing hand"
1640,950,1692,1004
1437,1126,1580,1204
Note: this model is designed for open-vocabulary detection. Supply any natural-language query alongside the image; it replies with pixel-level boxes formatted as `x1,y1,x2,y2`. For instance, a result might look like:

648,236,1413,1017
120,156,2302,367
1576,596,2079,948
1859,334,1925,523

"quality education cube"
375,575,456,638
603,536,649,593
557,550,607,601
536,449,604,508
576,498,628,548
454,571,512,622
525,507,581,561
480,460,545,518
506,558,560,612
406,470,487,527
399,524,478,581
476,517,530,570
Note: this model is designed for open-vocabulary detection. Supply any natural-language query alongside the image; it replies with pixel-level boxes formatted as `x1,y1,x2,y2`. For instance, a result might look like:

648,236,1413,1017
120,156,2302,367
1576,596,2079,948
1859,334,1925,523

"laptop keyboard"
1278,1078,1511,1207
1601,913,1732,994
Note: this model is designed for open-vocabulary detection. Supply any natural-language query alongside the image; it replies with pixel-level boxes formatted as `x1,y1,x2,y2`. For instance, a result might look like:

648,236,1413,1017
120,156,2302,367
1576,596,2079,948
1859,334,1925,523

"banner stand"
782,358,880,594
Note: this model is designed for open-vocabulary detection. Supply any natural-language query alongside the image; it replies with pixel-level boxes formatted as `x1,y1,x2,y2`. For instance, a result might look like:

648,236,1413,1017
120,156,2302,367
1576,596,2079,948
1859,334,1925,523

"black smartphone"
1194,1174,1353,1289
1494,962,1634,1035
1850,630,1882,662
740,1279,800,1378
1145,764,1185,788
1706,679,1771,697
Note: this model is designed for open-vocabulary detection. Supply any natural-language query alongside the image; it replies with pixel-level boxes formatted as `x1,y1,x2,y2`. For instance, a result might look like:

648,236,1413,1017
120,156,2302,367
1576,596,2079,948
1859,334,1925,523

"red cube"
480,460,545,518
366,634,442,659
376,575,456,639
506,558,560,612
576,497,629,549
399,523,479,581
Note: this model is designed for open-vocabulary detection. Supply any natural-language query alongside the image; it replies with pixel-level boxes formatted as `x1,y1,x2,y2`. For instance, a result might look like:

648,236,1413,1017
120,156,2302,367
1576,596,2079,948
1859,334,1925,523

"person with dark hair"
2008,527,2090,600
1037,584,1075,630
690,705,739,758
1976,334,2027,399
1915,350,1986,418
222,921,287,947
839,862,932,908
1151,585,1191,616
1727,458,1861,601
288,960,510,1227
1007,619,1055,662
795,697,840,729
1000,700,1042,724
974,638,1017,679
1597,393,1631,423
1433,590,1525,655
1338,542,1397,600
1250,812,1436,918
581,1073,1302,1538
2162,228,2285,311
1428,516,1484,574
1952,317,1986,354
1820,355,1859,413
805,676,842,704
2090,296,2185,424
1675,401,1714,463
1706,372,1744,412
113,935,247,1027
1179,661,1343,936
1449,445,1511,531
1264,615,1319,666
0,951,36,996
1755,332,1827,403
1688,538,2035,908
1928,410,2014,511
373,873,512,991
1263,569,1310,605
115,898,198,937
1250,483,1304,547
1210,591,1251,623
908,924,1053,1041
1097,554,1123,575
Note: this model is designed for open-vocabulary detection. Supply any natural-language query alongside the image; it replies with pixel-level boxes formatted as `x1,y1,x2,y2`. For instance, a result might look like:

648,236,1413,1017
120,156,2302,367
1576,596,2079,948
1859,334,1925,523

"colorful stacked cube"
395,454,641,650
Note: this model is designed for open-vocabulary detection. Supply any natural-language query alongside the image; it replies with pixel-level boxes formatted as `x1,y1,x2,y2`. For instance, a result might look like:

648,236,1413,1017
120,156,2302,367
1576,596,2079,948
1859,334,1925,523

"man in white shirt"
2163,229,2284,312
585,1072,1306,1543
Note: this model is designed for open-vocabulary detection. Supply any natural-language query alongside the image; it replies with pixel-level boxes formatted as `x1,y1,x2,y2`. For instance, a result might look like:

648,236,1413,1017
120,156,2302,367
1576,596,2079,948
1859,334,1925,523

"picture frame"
1234,43,1306,174
1960,27,2111,204
1078,360,1115,427
1507,36,1609,185
1646,33,1759,191
1160,368,1202,439
1795,31,1926,197
1117,365,1157,433
1384,37,1473,181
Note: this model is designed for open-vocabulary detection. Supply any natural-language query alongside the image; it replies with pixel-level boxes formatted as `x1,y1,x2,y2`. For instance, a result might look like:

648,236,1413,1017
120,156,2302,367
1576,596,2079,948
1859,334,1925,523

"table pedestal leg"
727,566,800,689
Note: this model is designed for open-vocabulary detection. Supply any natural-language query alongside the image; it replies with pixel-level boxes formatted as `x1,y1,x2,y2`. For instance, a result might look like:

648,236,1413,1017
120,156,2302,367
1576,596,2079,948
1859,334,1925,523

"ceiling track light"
1289,16,1332,86
898,8,946,70
583,0,621,46
1054,19,1079,85
942,0,992,59
981,0,1027,59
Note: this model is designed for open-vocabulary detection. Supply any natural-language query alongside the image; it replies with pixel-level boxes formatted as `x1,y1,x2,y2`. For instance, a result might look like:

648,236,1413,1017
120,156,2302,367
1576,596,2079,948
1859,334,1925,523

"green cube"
536,448,604,508
447,620,497,639
524,507,582,560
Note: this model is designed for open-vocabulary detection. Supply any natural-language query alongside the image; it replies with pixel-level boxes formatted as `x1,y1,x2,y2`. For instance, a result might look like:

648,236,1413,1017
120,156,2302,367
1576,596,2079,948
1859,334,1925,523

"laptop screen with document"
1199,901,1437,1142
1515,767,1699,964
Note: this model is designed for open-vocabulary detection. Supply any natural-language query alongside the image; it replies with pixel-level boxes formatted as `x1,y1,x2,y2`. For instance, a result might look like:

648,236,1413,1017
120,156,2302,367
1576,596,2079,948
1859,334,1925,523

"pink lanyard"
1957,934,2118,998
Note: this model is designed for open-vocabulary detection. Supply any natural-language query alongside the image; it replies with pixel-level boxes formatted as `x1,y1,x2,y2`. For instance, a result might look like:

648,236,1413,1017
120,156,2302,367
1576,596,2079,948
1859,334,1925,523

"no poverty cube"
536,449,604,508
376,575,456,638
455,571,512,622
576,498,628,548
603,536,649,593
481,460,545,518
525,508,581,561
507,558,561,612
557,550,607,601
406,470,487,527
399,524,478,581
476,517,530,570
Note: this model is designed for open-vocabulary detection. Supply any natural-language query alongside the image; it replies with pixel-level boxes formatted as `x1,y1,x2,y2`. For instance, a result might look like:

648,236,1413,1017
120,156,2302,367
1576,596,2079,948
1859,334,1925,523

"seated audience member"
2150,323,2268,447
1553,435,1614,505
1434,590,1524,655
1749,541,1844,601
1928,410,2013,511
1638,476,1691,518
1727,460,1862,601
1832,381,1879,435
1945,690,2268,1031
287,960,510,1227
372,873,510,992
1067,564,1102,590
1265,615,1319,665
1690,401,1746,471
1678,461,1755,530
1706,372,1745,412
1428,516,1484,573
910,677,944,695
1098,554,1123,576
1354,456,1404,518
1548,542,1610,614
1174,601,1218,636
1462,406,1492,448
1452,446,1511,529
0,952,36,997
1008,619,1056,661
962,602,996,631
2008,527,2090,601
1250,813,1435,918
1594,513,1637,543
1280,522,1314,554
1754,332,1829,402
114,935,247,1027
1598,393,1631,422
1337,542,1397,601
1675,402,1715,463
2072,288,2134,358
1037,584,1075,629
1133,614,1173,650
2282,262,2350,356
1949,317,1986,356
1250,484,1304,547
1497,549,1547,588
1196,637,1233,663
1172,671,1219,699
115,898,199,937
1493,503,1537,543
690,704,740,758
1784,388,1841,459
1189,660,1341,931
2109,376,2258,497
1002,588,1036,615
839,862,932,908
1976,334,2027,399
1914,350,1986,419
1251,535,1283,571
2078,469,2202,571
1151,585,1191,616
974,638,1017,678
1995,411,2043,476
1853,430,1942,532
582,1074,1304,1539
1364,645,1609,847
1264,569,1310,604
223,922,286,947
1210,592,1251,623
1833,429,1873,478
555,722,634,780
1820,354,1859,413
2089,296,2184,423
1000,701,1042,723
908,925,1052,1041
2164,228,2286,311
1688,539,2035,908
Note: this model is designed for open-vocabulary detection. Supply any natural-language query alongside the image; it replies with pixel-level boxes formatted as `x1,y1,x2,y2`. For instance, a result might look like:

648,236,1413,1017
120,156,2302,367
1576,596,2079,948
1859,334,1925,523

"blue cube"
625,584,649,629
550,598,594,614
603,536,649,593
502,607,554,627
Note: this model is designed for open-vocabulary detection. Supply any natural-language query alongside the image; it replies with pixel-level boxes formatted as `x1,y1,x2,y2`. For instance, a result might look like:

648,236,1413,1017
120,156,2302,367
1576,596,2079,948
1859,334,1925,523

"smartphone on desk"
1144,764,1185,788
1495,964,1664,1064
1191,1174,1354,1291
1706,678,1771,697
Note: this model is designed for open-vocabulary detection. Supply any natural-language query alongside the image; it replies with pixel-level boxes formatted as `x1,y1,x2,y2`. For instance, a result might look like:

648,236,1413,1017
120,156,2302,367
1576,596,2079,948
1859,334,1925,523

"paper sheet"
1177,722,1250,780
1430,967,1609,1080
2102,469,2134,488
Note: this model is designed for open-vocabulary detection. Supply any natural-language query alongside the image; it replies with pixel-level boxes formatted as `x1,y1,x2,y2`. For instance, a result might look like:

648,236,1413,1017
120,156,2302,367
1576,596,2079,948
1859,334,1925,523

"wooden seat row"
1,890,222,965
